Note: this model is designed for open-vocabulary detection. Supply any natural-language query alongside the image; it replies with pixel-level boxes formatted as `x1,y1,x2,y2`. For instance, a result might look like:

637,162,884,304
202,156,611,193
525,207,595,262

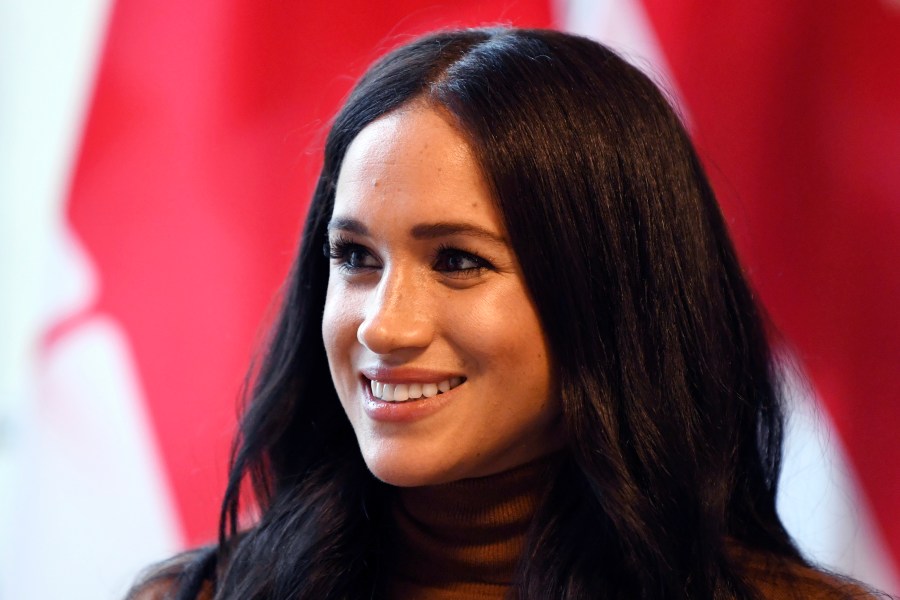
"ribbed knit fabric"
383,454,562,600
129,450,871,600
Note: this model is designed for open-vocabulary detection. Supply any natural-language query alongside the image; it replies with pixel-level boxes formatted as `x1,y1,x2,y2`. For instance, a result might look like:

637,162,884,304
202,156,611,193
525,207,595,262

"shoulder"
755,565,883,600
125,548,217,600
734,546,886,599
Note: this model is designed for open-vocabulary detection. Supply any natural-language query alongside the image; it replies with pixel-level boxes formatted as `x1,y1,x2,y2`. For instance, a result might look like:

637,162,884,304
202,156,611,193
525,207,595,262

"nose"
357,266,434,356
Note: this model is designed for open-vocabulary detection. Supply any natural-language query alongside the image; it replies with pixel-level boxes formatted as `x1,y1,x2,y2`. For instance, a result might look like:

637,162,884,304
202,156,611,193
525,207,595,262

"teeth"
369,377,463,402
393,384,409,402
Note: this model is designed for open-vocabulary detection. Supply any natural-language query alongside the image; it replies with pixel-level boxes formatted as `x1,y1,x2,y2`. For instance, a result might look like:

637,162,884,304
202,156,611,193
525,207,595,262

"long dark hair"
155,27,821,599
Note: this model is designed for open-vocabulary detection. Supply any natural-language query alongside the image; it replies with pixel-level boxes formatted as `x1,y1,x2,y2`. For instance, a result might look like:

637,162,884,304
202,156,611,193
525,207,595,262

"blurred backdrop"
0,1,898,598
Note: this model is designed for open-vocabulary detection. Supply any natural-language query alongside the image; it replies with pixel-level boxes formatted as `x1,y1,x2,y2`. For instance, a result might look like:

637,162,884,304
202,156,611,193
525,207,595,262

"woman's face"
322,104,560,487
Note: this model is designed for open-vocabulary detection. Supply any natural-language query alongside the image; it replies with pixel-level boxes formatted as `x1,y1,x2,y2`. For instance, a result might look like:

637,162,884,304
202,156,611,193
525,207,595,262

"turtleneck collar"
383,453,563,599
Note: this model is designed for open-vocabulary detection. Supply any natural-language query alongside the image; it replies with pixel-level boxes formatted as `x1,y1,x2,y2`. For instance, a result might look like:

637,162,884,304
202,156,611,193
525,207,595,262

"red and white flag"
0,1,896,598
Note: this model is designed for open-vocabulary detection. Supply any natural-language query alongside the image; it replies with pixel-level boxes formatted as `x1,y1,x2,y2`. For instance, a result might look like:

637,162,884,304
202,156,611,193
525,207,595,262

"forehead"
333,105,503,230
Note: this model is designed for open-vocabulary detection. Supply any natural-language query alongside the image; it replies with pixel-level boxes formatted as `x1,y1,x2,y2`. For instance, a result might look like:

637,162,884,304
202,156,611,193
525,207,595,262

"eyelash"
432,243,492,278
324,235,375,272
324,236,493,279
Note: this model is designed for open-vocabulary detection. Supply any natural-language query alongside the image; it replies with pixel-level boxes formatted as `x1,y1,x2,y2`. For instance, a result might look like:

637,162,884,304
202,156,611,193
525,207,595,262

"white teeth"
369,377,463,401
382,383,395,401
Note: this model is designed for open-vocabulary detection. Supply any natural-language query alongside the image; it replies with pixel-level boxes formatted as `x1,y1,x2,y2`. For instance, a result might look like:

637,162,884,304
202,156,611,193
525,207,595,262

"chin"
362,451,463,488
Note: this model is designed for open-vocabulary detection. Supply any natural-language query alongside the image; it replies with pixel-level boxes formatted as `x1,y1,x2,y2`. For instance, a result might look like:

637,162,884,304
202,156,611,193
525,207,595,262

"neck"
383,453,563,599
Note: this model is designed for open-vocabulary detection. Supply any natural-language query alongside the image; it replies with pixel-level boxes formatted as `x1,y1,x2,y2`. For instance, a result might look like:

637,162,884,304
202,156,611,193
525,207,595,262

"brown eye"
433,246,492,278
328,238,380,272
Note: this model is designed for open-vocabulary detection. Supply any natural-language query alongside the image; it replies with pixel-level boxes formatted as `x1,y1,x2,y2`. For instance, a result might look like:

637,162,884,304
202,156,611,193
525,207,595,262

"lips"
369,376,464,402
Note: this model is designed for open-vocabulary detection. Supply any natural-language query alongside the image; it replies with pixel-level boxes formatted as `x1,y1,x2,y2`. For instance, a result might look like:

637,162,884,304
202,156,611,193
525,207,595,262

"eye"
326,236,380,272
433,245,493,278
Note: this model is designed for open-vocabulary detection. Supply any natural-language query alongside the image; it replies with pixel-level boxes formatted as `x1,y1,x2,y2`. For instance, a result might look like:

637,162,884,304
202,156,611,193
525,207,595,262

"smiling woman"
128,28,882,600
323,104,559,488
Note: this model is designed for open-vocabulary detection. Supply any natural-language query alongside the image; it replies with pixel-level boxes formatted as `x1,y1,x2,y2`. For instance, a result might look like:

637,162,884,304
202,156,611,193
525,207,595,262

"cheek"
322,281,361,374
456,288,551,384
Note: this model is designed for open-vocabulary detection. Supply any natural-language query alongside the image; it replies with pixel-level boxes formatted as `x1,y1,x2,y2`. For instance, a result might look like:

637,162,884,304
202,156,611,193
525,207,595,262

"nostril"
357,312,433,354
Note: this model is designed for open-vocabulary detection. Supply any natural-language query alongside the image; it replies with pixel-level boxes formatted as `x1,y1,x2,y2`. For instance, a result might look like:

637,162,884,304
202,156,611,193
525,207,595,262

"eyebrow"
327,217,507,245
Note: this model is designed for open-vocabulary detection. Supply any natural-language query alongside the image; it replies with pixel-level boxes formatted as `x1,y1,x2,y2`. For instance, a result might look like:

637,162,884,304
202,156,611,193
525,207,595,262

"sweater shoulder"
736,548,886,599
124,548,216,600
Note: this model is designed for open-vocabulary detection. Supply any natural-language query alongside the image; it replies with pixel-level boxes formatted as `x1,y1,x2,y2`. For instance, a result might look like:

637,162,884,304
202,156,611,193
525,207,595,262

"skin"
322,103,561,487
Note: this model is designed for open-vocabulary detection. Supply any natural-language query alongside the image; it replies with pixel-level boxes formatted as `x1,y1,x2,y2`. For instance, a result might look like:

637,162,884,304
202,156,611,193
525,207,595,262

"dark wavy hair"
131,27,865,600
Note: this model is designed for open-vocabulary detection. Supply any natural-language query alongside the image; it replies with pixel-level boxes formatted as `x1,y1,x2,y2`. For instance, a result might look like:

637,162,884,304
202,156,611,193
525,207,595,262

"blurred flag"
1,0,896,598
630,0,900,589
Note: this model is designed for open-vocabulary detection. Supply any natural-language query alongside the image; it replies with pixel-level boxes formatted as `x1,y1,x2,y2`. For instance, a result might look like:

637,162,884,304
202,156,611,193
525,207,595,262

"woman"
131,27,876,599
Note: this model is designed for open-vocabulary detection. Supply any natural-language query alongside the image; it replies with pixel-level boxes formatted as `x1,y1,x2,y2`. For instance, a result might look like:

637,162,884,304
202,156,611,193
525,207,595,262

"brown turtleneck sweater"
380,453,873,600
130,451,873,600
383,454,561,600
